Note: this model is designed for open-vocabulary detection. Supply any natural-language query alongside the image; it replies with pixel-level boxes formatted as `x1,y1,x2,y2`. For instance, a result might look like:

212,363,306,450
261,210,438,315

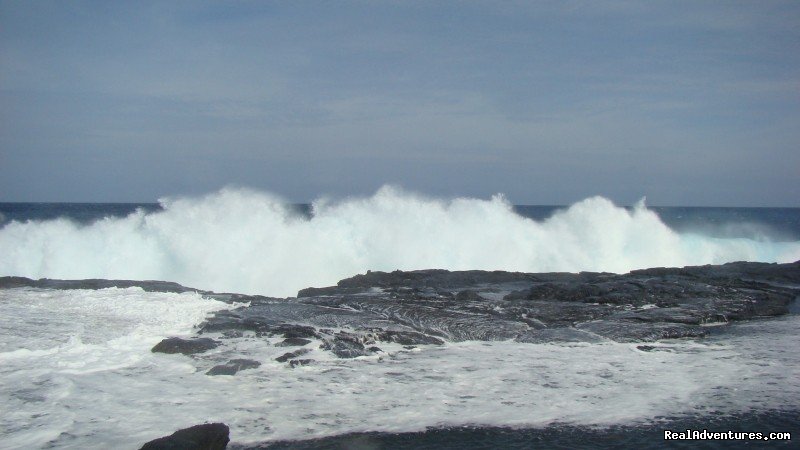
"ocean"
0,188,798,449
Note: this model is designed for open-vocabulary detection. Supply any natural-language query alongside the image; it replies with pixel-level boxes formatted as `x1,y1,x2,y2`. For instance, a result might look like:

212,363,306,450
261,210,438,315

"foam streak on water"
1,187,798,297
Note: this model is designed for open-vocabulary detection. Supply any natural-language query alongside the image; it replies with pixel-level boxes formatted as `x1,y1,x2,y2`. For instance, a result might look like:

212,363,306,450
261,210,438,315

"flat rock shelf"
4,261,799,365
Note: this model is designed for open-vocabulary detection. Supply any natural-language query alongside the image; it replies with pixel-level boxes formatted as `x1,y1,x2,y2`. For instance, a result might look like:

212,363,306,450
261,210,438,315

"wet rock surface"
206,359,261,376
275,337,311,347
139,422,229,450
152,337,221,355
289,359,313,368
195,261,799,352
0,276,198,293
275,348,311,363
4,261,799,359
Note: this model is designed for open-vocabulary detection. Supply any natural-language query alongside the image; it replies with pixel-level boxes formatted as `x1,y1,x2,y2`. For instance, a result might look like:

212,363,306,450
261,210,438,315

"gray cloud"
1,1,798,205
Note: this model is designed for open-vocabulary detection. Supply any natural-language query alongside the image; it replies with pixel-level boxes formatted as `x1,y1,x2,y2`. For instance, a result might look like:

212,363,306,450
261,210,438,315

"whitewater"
1,186,798,297
2,285,799,448
1,187,799,448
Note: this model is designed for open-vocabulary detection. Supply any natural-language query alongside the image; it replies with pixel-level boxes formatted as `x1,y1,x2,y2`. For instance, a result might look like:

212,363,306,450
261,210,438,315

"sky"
0,1,798,206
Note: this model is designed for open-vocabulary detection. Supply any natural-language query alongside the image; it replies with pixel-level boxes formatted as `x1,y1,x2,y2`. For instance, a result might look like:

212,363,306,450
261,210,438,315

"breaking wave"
1,186,798,297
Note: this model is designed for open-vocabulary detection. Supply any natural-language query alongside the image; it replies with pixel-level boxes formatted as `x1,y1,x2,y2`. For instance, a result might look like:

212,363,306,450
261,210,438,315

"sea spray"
1,186,798,297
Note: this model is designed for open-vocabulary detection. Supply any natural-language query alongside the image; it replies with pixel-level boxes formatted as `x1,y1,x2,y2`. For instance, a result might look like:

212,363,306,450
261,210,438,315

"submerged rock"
320,331,374,358
289,359,314,368
206,359,261,376
152,337,221,355
275,348,311,363
576,320,708,343
275,337,312,347
139,423,229,450
372,330,445,346
273,324,320,339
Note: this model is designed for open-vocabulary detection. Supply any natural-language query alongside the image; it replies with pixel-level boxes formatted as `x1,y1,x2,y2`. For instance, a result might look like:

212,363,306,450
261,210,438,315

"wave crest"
1,186,798,296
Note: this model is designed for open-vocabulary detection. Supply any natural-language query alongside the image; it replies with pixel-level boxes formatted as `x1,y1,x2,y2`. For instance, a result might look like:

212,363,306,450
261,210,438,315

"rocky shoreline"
202,261,797,363
3,261,799,362
2,261,799,449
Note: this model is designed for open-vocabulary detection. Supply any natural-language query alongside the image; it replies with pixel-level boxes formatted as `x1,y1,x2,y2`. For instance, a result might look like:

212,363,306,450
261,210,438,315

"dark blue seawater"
2,203,800,242
0,202,161,225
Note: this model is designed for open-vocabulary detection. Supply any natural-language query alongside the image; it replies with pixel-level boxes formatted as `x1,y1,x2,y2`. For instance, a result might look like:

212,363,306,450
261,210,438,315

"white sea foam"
0,288,234,449
1,288,798,448
1,186,798,297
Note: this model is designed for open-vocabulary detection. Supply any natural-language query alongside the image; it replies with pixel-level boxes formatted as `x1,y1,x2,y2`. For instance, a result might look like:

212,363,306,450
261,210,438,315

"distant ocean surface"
0,189,798,448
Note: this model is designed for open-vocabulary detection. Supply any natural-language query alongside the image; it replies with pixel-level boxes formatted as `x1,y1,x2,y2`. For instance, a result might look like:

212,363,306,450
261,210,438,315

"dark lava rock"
206,359,261,376
297,285,356,297
139,423,229,450
275,337,312,347
198,317,322,339
374,330,444,346
152,337,221,355
455,290,484,302
199,261,800,350
274,324,320,339
275,348,311,363
332,269,540,290
196,311,272,335
320,332,372,358
24,261,797,364
0,276,199,294
630,261,800,284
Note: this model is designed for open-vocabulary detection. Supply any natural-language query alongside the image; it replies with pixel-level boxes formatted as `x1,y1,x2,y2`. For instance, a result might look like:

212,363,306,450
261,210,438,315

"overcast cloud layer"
1,1,798,205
